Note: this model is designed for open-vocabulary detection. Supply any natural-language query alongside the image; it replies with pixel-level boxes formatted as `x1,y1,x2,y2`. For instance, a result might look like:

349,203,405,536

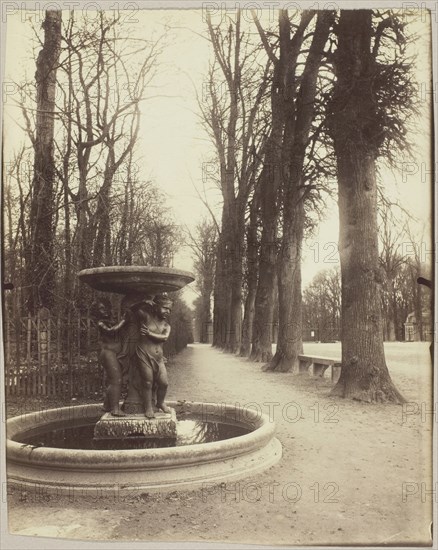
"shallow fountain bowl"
6,402,282,495
78,266,195,295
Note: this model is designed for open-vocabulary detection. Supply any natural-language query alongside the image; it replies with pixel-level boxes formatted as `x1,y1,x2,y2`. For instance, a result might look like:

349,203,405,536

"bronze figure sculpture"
131,294,173,418
91,298,128,417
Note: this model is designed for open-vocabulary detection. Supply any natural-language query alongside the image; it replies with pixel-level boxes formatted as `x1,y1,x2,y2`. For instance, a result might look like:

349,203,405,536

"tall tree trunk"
126,175,135,264
4,184,15,316
249,24,285,361
202,262,215,344
213,230,231,347
26,10,62,313
75,150,91,270
119,152,133,265
268,196,304,371
250,133,283,361
328,10,404,402
387,277,396,341
61,63,73,316
63,173,72,313
200,292,212,343
240,194,259,356
73,158,92,311
222,28,241,353
206,10,267,352
227,211,245,353
267,11,332,372
93,173,113,266
392,290,400,340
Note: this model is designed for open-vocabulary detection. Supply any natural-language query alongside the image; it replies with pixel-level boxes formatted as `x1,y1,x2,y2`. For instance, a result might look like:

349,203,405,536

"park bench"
298,355,342,383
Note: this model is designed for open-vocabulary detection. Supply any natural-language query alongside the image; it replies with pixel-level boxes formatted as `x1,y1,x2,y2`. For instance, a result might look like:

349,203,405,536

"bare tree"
187,220,218,343
240,189,260,356
26,10,62,313
327,9,415,402
10,11,166,314
378,201,408,340
254,10,334,372
56,12,162,307
303,267,341,342
111,159,180,268
3,146,33,315
202,10,271,352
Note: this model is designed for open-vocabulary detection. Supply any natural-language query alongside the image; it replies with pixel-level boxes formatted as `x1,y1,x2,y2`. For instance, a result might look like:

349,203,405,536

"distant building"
404,310,433,342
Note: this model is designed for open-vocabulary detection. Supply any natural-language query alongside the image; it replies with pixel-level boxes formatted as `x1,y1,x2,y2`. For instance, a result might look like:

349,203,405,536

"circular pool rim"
7,401,282,493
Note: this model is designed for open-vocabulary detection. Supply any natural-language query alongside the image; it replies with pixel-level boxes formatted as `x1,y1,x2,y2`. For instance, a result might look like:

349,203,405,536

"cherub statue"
91,298,128,417
131,293,173,418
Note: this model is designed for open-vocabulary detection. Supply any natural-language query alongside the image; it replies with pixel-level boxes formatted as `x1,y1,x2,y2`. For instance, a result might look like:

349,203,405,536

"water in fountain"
14,413,251,450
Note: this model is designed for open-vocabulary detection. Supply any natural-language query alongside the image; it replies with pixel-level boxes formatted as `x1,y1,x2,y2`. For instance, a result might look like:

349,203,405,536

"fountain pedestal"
94,408,177,440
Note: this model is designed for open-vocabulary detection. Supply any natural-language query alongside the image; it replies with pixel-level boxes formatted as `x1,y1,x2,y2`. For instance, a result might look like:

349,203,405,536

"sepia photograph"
0,1,435,548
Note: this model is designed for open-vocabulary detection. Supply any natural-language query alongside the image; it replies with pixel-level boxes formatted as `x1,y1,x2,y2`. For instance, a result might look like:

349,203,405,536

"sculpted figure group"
91,293,173,418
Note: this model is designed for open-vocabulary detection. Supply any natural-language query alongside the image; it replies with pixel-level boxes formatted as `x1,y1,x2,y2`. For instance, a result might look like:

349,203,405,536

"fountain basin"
7,402,282,494
78,266,195,295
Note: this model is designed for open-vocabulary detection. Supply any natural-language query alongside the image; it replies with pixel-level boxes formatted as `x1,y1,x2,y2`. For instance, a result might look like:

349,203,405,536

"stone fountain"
6,266,282,494
78,266,195,443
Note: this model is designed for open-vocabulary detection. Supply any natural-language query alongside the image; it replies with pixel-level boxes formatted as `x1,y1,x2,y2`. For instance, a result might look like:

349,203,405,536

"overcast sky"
2,8,433,305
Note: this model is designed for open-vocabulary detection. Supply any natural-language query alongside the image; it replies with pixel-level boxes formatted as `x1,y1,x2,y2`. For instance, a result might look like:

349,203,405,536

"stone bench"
298,355,342,383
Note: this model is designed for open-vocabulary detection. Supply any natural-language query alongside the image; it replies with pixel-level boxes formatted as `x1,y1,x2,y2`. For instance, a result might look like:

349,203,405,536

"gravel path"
7,342,433,546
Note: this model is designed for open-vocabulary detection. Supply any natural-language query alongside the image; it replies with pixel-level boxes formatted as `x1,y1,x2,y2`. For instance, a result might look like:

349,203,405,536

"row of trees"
302,198,431,343
303,267,341,342
3,12,181,318
187,220,217,343
200,10,333,368
303,250,430,344
3,9,429,403
190,206,430,350
196,8,424,402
